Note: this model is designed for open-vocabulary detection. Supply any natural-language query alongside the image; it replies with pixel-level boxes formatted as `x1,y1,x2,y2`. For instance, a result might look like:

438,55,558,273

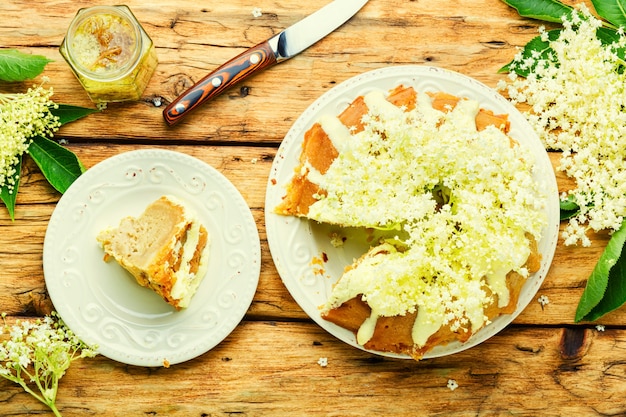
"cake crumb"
252,7,262,17
317,357,328,367
330,232,346,248
251,158,258,164
447,379,458,391
163,359,170,368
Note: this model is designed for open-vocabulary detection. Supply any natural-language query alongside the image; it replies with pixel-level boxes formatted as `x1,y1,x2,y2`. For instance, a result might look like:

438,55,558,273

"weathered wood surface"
1,0,624,415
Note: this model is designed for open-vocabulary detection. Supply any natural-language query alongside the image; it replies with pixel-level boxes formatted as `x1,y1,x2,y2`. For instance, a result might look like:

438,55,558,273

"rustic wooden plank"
0,0,554,144
0,321,624,416
1,1,620,415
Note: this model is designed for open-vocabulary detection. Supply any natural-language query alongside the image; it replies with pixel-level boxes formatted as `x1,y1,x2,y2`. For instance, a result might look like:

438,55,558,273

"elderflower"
0,312,97,417
499,5,626,245
447,379,459,391
0,79,61,193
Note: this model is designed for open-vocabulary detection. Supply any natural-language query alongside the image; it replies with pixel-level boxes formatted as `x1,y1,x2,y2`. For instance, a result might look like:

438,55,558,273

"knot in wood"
559,327,590,361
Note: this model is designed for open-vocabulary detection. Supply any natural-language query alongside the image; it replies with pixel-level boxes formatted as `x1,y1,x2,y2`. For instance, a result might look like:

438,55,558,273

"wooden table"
2,0,624,415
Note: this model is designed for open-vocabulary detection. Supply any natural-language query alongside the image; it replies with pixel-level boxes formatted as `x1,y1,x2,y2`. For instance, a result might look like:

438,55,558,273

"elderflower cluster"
0,78,61,193
498,5,626,246
0,312,96,416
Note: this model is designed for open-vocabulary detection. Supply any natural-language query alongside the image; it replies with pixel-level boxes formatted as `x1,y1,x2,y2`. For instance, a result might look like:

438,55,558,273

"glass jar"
60,5,158,104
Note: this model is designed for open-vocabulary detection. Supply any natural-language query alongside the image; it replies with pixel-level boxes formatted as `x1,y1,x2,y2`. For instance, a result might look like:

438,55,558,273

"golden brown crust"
280,85,535,359
322,296,371,334
303,123,339,175
321,236,541,360
363,311,417,354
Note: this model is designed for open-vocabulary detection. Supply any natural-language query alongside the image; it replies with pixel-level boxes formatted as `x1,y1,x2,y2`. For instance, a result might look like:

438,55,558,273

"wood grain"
1,0,623,415
2,321,626,416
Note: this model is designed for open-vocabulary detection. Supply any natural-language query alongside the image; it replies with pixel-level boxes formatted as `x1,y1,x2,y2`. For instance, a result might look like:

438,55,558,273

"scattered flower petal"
447,379,459,391
537,295,550,307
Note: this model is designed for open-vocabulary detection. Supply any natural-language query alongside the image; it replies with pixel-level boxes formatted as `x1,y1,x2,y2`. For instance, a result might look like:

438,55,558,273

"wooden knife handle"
163,41,278,126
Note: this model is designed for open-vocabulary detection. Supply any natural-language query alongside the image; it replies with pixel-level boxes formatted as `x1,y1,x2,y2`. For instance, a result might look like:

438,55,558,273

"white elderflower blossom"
499,5,626,245
447,379,459,391
0,312,97,417
0,79,61,193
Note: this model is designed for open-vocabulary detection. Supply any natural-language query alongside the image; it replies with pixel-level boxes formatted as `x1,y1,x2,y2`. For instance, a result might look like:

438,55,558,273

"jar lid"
63,5,143,80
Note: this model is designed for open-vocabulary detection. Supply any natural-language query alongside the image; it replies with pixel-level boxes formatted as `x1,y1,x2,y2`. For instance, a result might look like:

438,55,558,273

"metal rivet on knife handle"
163,41,277,126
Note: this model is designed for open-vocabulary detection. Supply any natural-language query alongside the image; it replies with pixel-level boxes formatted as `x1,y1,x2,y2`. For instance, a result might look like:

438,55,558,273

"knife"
163,0,369,126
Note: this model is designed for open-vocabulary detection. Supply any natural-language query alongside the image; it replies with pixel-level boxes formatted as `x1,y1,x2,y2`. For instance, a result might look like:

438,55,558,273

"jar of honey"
60,5,158,104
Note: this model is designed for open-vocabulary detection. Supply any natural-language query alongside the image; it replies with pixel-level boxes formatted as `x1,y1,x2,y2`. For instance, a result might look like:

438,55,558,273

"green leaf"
500,0,574,23
0,49,53,82
50,104,98,126
559,194,580,221
575,222,626,321
499,29,561,76
28,136,85,194
596,27,626,72
591,0,626,29
0,155,22,221
582,247,626,321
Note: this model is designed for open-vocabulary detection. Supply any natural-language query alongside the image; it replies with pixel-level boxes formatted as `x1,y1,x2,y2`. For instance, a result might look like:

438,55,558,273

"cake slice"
97,195,210,310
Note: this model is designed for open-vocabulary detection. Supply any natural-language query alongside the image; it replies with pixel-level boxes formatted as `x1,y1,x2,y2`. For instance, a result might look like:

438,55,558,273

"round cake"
275,85,547,360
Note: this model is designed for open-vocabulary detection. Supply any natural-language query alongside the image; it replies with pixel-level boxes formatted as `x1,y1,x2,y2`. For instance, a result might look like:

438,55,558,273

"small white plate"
44,149,260,366
265,65,560,359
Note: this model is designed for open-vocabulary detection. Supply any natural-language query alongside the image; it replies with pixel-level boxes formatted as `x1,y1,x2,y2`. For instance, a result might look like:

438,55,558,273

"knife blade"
163,0,369,126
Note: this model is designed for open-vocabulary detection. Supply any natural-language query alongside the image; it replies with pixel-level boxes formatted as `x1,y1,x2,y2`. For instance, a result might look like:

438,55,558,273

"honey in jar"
60,5,158,103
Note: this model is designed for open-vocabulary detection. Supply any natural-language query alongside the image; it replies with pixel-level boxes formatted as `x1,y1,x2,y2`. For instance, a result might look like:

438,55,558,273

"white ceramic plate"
265,65,560,359
44,149,260,366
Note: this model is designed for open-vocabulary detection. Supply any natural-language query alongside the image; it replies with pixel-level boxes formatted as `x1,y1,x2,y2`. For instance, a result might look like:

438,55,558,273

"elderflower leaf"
596,27,626,69
50,104,98,125
499,29,561,76
0,49,53,82
500,0,573,23
28,135,86,194
591,0,626,29
559,194,580,221
575,223,626,322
